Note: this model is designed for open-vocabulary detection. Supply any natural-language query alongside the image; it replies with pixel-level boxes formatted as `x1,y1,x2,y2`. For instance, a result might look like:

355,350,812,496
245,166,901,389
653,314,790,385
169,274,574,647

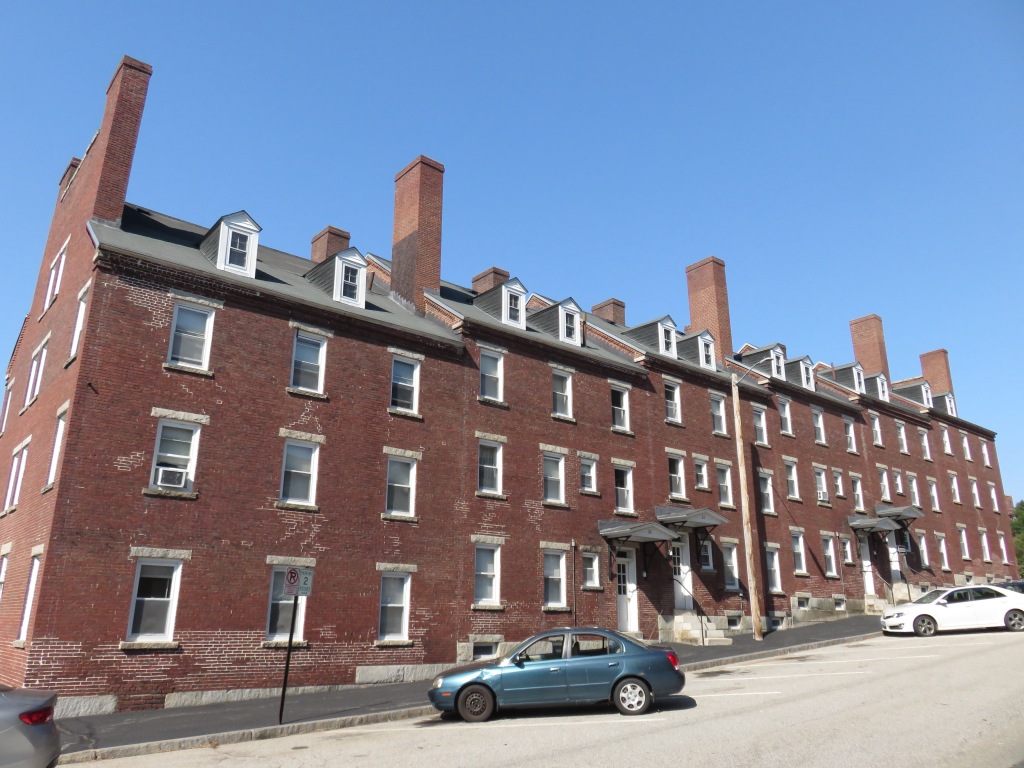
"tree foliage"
1013,500,1024,572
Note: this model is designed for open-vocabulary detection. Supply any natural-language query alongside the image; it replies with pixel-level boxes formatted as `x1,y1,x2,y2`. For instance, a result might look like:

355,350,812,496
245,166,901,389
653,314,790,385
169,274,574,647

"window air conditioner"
816,490,830,502
156,467,187,488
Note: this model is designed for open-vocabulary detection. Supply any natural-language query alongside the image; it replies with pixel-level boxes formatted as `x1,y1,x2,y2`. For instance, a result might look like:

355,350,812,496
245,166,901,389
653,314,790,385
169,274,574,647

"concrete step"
676,636,734,647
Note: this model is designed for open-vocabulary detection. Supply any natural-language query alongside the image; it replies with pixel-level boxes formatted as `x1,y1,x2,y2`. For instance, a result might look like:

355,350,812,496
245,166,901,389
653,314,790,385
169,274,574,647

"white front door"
616,549,639,632
860,536,876,596
671,538,692,611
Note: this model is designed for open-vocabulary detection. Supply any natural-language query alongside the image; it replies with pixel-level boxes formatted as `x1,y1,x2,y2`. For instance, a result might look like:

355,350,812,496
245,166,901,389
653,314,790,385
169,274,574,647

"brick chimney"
89,56,152,224
311,226,351,264
472,266,510,294
850,314,890,379
392,155,444,313
591,298,626,326
685,257,733,364
920,349,953,394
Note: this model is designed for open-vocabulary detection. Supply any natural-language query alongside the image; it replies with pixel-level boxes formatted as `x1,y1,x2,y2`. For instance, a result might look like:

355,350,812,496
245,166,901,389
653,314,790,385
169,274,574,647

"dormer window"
502,282,527,329
922,383,933,408
333,252,368,308
877,375,889,402
770,349,785,379
228,231,249,269
852,365,865,394
555,300,583,346
699,335,715,371
658,319,677,357
945,394,956,417
800,361,815,391
200,211,261,280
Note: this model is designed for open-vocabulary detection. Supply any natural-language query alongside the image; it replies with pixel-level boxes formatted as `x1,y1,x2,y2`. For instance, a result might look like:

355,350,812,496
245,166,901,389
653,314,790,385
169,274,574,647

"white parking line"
752,654,939,666
698,691,781,697
737,671,869,680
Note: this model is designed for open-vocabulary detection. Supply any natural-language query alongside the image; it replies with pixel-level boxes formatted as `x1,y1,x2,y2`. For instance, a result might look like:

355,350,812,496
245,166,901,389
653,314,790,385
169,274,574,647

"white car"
881,585,1024,637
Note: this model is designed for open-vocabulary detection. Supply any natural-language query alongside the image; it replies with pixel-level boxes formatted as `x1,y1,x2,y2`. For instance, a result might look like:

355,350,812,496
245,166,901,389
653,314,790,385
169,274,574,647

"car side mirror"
937,599,948,606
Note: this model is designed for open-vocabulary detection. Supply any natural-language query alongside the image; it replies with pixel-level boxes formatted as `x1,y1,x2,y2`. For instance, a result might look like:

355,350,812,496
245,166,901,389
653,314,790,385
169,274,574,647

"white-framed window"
949,473,961,505
127,558,182,642
335,252,368,308
69,283,90,359
928,478,940,510
759,473,775,514
833,469,844,498
552,371,572,418
822,536,837,576
559,306,581,346
17,555,41,643
812,408,826,444
480,351,503,402
894,423,908,454
917,532,929,567
151,421,200,491
784,460,799,499
378,572,410,641
893,469,904,496
44,244,67,309
699,539,714,570
998,532,1009,564
699,335,716,370
852,364,866,394
945,395,957,417
970,479,981,508
765,548,782,592
870,414,883,446
580,456,597,493
936,534,949,570
710,394,727,435
778,398,793,435
957,527,970,559
543,550,566,607
878,468,891,501
791,532,807,574
611,386,630,431
800,361,815,390
390,356,420,413
474,545,500,605
168,303,214,370
0,381,11,435
45,412,67,486
24,341,48,407
280,440,319,504
771,348,785,378
614,466,633,512
753,406,767,445
961,434,972,461
227,230,251,271
841,537,854,564
267,567,307,641
582,552,600,587
660,321,677,357
665,382,681,423
814,467,828,502
981,441,991,467
668,456,686,499
694,458,709,490
386,457,416,516
478,441,502,494
877,375,889,401
844,418,857,453
989,482,999,512
502,284,526,329
543,453,565,503
979,530,991,562
920,429,932,461
922,382,933,408
852,476,864,511
0,554,6,607
909,474,920,507
941,427,952,455
5,440,30,510
722,543,739,589
717,464,733,506
291,333,326,393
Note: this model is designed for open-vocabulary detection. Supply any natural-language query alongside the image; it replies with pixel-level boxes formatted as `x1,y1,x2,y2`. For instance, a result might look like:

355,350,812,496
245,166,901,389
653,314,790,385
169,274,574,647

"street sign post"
279,567,314,724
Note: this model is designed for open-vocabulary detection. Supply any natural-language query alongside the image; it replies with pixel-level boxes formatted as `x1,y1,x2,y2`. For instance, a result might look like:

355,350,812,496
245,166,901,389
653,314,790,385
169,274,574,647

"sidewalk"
57,614,881,763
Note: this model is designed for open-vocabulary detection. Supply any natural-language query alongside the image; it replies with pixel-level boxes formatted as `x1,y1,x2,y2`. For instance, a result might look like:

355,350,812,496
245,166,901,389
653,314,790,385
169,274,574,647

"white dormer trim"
698,332,715,371
502,279,528,330
558,299,583,346
944,394,956,417
852,364,865,394
770,347,785,379
922,382,933,408
333,251,368,308
658,317,677,358
213,212,261,279
877,374,889,402
800,360,815,391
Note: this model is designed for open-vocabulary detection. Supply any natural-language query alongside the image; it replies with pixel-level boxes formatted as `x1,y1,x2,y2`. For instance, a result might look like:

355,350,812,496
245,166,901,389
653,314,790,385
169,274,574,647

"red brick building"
0,57,1016,714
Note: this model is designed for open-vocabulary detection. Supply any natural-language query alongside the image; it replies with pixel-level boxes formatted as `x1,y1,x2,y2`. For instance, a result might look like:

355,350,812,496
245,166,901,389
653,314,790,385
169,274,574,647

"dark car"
428,627,685,722
0,686,60,768
1000,581,1024,595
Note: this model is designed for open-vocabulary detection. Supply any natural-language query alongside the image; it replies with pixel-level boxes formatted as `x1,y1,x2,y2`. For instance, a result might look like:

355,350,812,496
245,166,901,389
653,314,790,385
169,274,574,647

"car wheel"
457,684,495,723
613,678,651,715
913,615,937,637
1005,609,1024,632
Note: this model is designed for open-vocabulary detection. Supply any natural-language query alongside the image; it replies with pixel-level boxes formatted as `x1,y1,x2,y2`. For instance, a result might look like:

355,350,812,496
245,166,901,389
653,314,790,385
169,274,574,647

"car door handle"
607,662,619,667
550,668,561,673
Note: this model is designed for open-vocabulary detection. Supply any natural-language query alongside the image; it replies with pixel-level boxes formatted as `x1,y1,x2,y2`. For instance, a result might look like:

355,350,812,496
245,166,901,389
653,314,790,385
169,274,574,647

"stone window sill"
579,490,601,497
479,397,509,409
11,640,25,649
611,427,634,437
817,501,832,508
613,510,638,518
262,640,309,649
0,506,14,517
581,585,603,592
720,504,736,511
755,441,771,449
388,407,423,420
63,354,78,369
142,488,199,500
542,501,569,509
41,483,54,495
761,510,778,517
162,363,214,378
475,491,507,501
374,639,414,648
793,571,810,578
275,501,320,513
712,431,731,439
381,513,418,523
551,413,576,423
825,574,841,580
665,419,684,428
669,494,689,503
119,641,181,651
542,606,571,613
286,387,328,401
471,603,506,612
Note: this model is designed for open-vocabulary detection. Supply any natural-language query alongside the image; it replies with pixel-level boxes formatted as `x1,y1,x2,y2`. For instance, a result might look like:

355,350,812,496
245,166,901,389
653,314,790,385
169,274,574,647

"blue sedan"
428,628,685,721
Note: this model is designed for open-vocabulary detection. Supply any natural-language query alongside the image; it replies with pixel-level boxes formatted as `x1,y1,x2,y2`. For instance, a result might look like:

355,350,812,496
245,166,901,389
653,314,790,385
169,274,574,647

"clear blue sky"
2,2,1022,500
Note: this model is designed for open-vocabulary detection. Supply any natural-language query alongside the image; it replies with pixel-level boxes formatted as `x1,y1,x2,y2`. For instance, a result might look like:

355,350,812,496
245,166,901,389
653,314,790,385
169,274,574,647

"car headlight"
431,676,444,689
888,612,903,619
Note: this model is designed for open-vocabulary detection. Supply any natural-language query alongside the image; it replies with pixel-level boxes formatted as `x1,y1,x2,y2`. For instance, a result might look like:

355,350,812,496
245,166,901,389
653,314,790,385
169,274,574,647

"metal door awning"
875,504,925,522
847,515,902,533
654,507,729,529
598,520,679,543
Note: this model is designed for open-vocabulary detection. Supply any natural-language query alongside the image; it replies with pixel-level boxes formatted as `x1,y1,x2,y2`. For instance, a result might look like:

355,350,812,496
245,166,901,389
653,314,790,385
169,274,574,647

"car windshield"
914,590,947,604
